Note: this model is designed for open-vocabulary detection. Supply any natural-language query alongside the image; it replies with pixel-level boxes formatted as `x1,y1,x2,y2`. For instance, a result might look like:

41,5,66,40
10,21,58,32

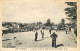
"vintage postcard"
0,0,80,51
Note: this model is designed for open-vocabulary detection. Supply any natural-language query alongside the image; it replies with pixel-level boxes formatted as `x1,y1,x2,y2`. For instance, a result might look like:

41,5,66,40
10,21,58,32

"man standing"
65,27,68,34
35,31,38,41
40,29,42,35
42,31,44,38
50,32,58,48
49,29,51,34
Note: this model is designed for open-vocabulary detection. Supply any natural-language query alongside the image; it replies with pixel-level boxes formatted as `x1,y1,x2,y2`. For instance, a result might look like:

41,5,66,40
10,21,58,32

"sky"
2,2,70,24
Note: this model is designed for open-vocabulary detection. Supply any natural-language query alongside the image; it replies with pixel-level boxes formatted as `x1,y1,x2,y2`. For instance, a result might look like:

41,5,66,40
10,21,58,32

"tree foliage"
65,2,77,20
65,2,77,35
45,19,52,26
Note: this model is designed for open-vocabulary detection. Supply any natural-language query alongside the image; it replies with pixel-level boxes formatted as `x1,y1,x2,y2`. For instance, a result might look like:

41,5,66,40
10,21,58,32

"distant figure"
13,37,16,40
50,32,58,48
65,27,68,34
40,30,42,35
35,31,38,41
49,29,52,34
42,31,44,38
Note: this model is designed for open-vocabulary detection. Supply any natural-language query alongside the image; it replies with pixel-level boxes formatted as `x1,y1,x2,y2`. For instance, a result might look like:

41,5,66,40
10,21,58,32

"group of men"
34,29,58,48
35,30,44,41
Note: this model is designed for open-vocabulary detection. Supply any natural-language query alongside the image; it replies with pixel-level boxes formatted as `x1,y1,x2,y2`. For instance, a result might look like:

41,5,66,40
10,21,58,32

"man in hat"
35,31,38,41
50,32,58,48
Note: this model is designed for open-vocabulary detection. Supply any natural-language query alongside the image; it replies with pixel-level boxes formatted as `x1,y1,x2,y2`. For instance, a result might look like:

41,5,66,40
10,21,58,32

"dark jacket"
50,33,58,40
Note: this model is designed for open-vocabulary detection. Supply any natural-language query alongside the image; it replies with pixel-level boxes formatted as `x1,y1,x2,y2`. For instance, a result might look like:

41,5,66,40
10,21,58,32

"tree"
47,19,51,24
65,2,77,36
65,2,77,28
65,2,77,20
61,19,65,25
45,19,52,26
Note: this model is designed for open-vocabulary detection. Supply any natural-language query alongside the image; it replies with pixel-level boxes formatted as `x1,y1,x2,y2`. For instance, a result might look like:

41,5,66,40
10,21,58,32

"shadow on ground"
37,39,44,41
44,37,50,38
37,37,50,41
56,44,64,48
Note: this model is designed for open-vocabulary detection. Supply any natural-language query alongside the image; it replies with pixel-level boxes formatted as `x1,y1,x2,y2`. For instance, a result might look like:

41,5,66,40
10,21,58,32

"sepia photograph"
1,0,79,50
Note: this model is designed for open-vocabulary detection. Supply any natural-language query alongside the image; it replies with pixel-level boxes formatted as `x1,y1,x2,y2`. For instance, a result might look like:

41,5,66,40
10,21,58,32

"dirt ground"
2,30,77,48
